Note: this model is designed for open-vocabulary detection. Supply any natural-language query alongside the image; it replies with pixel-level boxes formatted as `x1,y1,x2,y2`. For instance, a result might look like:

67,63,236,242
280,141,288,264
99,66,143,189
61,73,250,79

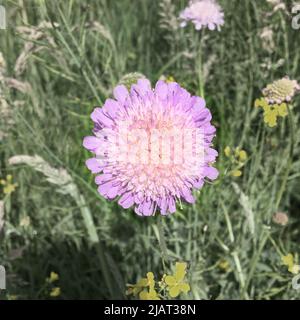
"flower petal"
86,158,103,174
113,85,129,103
168,197,176,213
155,80,168,100
204,166,219,180
91,108,114,128
118,192,135,209
103,99,120,118
83,136,101,152
169,286,180,298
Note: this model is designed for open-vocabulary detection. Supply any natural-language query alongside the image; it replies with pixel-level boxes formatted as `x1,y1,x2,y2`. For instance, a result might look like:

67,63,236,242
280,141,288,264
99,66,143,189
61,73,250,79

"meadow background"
1,0,300,300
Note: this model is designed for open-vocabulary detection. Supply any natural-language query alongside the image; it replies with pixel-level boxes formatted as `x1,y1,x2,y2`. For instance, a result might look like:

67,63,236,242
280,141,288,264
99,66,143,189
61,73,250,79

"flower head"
262,76,300,105
139,272,160,300
282,253,300,275
164,262,190,298
127,271,160,300
83,78,218,216
272,212,288,226
179,0,224,31
47,272,59,283
218,259,230,272
255,96,289,128
0,175,18,195
224,146,247,177
50,287,61,297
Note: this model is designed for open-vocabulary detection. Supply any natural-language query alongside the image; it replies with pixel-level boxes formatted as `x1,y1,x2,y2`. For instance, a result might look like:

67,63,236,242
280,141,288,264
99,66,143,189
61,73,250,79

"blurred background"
1,0,300,299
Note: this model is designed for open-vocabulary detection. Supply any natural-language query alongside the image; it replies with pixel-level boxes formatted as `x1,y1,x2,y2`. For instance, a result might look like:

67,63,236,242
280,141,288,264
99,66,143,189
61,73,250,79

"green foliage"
1,0,300,300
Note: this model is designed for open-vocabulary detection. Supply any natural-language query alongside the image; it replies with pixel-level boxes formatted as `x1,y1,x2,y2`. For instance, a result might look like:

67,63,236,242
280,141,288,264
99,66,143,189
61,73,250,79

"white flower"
179,0,224,31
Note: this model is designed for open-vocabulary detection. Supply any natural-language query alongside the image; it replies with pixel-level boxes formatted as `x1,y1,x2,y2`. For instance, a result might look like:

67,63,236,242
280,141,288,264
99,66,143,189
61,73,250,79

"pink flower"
179,0,224,31
83,79,218,216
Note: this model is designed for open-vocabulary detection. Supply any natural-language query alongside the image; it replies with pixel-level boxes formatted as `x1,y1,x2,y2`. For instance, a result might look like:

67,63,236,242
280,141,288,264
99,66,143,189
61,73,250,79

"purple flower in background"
179,0,224,31
83,79,218,216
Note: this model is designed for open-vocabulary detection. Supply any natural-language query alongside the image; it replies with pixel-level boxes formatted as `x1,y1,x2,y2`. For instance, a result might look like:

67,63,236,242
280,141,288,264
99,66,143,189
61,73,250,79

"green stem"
232,251,246,292
221,201,235,244
196,32,204,98
157,215,168,272
280,11,290,74
243,229,269,297
275,105,295,210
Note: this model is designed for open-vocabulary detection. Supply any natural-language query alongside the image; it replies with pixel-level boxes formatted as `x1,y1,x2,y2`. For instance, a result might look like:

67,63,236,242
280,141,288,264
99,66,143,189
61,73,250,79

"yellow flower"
126,277,148,296
225,147,247,177
282,253,293,268
282,253,300,275
238,150,247,162
129,272,159,300
254,97,268,109
218,259,230,272
277,103,288,117
47,271,59,283
139,289,160,300
50,287,61,297
127,271,159,299
230,170,242,177
263,104,278,127
224,146,231,157
262,103,288,127
140,272,160,300
0,175,18,195
164,262,190,298
290,265,300,274
255,85,292,128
